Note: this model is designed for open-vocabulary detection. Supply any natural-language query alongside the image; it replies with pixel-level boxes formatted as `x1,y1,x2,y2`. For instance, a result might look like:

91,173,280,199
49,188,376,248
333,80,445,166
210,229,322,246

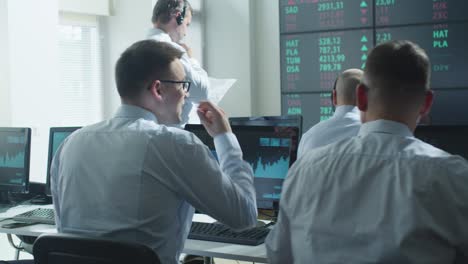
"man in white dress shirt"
51,40,257,264
148,0,209,126
266,40,468,263
297,69,363,158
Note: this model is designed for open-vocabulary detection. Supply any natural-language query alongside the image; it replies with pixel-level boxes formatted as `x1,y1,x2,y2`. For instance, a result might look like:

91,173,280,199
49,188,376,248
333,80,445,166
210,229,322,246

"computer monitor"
415,125,468,160
45,127,81,196
229,115,303,140
0,127,31,203
185,124,299,211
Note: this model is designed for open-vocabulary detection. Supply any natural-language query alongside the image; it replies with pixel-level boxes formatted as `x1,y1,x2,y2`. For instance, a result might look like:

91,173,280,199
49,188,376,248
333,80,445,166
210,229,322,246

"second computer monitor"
185,124,299,210
45,127,81,195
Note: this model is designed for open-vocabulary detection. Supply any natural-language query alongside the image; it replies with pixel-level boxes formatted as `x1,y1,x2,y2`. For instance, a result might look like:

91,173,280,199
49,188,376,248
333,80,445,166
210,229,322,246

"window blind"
58,13,103,126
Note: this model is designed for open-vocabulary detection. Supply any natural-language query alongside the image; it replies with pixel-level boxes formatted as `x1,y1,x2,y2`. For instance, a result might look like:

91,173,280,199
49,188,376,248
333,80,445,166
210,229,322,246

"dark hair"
115,40,183,99
151,0,192,24
364,40,431,98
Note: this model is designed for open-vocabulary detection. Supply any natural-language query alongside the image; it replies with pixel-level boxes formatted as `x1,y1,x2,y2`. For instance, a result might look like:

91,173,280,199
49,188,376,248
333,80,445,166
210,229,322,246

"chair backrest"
33,233,161,264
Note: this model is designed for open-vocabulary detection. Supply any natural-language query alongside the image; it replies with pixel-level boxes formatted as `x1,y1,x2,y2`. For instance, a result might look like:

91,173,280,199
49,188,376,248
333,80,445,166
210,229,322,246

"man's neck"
121,99,154,116
154,23,172,36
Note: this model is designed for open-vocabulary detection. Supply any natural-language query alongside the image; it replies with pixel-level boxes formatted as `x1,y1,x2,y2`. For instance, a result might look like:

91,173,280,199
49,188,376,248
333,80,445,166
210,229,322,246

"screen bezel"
229,115,303,140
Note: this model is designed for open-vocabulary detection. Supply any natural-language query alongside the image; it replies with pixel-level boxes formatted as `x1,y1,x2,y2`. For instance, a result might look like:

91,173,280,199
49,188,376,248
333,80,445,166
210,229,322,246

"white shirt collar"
114,104,158,123
358,119,413,138
147,27,172,43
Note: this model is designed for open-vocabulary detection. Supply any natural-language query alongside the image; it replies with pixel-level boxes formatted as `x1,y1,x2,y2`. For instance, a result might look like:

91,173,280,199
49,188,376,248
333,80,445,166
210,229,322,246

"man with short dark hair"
266,40,468,263
51,40,257,264
148,0,208,125
297,69,363,157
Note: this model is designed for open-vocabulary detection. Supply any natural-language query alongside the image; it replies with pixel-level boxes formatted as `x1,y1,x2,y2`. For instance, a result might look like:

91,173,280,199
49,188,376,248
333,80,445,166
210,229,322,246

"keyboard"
12,208,55,225
188,221,270,246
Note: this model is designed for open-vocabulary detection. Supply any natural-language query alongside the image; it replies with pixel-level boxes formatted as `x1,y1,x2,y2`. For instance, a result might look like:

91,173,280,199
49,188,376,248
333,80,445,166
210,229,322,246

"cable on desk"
7,234,24,250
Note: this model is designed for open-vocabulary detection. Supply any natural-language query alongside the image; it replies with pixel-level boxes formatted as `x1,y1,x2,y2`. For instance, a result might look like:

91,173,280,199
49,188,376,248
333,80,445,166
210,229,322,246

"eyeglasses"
159,80,191,93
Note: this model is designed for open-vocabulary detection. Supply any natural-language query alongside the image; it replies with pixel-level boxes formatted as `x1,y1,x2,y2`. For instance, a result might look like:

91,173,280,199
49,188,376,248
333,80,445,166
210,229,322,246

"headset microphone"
176,4,187,25
331,77,338,112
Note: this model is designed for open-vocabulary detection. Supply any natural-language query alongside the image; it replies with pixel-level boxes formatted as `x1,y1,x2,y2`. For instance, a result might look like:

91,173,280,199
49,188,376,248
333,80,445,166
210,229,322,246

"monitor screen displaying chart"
0,128,31,193
185,125,299,210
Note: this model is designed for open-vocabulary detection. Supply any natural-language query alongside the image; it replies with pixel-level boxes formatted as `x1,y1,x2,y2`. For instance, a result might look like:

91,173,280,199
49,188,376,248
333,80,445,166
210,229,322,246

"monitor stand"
29,194,52,205
0,191,13,211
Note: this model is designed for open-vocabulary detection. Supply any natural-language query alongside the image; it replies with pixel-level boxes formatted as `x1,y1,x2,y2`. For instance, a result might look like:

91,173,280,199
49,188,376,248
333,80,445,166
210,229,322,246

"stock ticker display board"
280,0,468,130
376,23,468,89
281,30,374,92
280,0,373,33
375,0,468,26
281,92,334,131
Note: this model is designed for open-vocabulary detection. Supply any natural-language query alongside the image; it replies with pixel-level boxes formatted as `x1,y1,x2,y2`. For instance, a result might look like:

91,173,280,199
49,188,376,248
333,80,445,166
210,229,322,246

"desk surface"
0,205,267,263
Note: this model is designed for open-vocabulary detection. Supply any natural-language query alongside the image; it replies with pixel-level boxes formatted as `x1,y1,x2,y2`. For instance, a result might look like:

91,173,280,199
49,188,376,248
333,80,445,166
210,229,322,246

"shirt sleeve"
438,157,468,260
147,131,258,230
50,139,66,231
297,128,317,158
297,137,305,158
180,52,209,103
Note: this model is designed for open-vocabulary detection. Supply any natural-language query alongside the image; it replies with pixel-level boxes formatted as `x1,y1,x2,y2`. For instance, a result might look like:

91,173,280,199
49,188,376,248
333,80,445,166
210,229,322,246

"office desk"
0,205,268,263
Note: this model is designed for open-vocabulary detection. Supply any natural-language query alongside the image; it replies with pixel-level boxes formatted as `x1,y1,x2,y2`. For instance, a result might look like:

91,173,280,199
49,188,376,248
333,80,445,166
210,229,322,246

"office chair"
33,233,161,264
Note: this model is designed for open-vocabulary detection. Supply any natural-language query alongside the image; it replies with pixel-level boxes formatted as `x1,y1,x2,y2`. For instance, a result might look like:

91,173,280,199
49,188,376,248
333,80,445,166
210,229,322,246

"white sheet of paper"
207,78,236,104
187,78,237,124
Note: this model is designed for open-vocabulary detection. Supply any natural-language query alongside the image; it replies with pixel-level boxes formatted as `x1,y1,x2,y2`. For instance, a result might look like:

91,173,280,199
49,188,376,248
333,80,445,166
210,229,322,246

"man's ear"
356,84,368,112
149,80,163,101
419,89,434,117
332,89,338,106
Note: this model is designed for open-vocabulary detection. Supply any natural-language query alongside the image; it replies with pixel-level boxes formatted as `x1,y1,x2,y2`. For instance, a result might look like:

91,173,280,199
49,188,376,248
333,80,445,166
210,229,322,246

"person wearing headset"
148,0,209,126
296,68,363,158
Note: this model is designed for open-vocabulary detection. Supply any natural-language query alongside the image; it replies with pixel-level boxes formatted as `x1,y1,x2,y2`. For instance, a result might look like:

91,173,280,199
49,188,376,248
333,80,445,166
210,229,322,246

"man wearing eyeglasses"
50,40,257,264
148,0,208,126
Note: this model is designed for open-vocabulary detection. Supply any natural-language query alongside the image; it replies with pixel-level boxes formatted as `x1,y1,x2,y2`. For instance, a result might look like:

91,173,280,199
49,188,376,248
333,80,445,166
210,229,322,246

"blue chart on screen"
0,128,30,193
0,136,26,169
184,124,299,210
234,127,298,208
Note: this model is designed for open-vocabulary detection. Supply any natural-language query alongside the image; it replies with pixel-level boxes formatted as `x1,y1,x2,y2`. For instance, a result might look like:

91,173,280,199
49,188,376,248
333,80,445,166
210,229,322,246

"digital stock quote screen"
280,0,468,130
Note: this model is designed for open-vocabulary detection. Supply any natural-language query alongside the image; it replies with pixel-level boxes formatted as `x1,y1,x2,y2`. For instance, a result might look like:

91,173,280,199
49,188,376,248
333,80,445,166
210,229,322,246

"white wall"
204,0,253,117
251,0,281,116
203,0,281,117
100,0,154,118
59,0,110,16
0,0,12,126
